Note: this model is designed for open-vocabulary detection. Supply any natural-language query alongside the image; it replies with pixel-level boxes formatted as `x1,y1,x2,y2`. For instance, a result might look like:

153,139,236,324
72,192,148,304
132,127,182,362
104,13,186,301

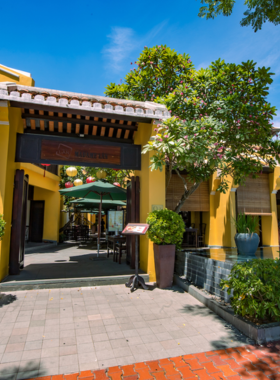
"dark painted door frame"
126,176,140,269
10,170,29,275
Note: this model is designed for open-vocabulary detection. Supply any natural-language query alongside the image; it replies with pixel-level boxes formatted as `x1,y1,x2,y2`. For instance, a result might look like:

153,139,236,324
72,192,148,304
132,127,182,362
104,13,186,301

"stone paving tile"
0,284,254,379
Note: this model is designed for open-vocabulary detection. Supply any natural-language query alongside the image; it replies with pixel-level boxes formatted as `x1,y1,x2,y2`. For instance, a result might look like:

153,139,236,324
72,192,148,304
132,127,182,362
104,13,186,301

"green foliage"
143,59,279,201
105,45,194,102
221,259,280,323
198,0,280,32
233,214,258,234
146,209,185,249
105,46,279,213
0,214,6,240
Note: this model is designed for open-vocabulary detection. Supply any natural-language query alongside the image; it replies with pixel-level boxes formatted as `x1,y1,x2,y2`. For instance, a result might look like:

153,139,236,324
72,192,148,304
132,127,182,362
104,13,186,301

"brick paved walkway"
24,343,280,380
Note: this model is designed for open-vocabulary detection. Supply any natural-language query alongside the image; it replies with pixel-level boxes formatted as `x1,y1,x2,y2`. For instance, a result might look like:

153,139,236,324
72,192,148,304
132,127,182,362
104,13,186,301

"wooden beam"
13,101,153,123
24,128,134,144
22,113,138,131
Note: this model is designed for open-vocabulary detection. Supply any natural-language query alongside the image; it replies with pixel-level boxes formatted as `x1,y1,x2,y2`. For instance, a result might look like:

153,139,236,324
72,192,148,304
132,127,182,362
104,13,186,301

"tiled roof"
0,82,170,120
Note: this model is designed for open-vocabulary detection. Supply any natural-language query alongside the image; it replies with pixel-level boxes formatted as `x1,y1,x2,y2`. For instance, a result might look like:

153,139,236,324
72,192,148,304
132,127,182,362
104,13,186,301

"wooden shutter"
237,174,271,215
166,174,210,212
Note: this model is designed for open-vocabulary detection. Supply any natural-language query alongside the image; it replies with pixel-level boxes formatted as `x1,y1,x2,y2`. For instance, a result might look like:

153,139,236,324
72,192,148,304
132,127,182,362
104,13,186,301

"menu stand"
122,223,149,292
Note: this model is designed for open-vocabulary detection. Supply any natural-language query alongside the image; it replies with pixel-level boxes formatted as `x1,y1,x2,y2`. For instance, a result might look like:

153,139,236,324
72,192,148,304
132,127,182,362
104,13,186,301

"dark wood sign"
41,140,121,165
15,134,141,170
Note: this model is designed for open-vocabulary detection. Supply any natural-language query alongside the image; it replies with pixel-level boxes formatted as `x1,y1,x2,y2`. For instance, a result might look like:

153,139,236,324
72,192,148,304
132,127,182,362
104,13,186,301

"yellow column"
229,190,237,247
0,101,11,280
262,171,279,246
208,175,234,248
134,122,166,282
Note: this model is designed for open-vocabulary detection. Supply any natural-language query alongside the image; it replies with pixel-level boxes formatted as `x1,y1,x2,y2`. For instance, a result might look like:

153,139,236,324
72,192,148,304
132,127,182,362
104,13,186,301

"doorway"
29,201,45,242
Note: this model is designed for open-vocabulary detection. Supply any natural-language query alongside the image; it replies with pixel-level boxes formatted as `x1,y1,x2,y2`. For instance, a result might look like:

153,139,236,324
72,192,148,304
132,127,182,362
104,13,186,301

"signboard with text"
41,140,121,165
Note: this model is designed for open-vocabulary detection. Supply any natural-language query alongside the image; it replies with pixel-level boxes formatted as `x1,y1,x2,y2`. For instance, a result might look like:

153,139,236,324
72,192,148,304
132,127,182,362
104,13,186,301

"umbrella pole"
97,194,103,257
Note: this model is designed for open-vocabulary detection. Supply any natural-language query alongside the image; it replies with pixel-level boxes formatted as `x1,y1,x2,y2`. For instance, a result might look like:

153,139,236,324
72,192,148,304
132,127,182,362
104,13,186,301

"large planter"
235,233,260,256
153,244,176,289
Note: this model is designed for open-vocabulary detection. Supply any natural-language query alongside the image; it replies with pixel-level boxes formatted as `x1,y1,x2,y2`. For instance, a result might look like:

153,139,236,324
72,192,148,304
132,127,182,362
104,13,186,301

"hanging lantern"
65,182,73,188
113,182,121,187
66,167,77,177
74,179,83,186
41,163,50,177
96,170,107,179
82,168,87,175
86,177,95,183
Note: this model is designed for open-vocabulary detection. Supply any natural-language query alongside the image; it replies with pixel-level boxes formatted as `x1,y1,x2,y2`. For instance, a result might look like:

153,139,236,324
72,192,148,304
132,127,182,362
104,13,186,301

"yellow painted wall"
135,122,166,282
0,64,34,86
208,175,235,247
33,187,60,242
0,70,61,280
262,171,279,246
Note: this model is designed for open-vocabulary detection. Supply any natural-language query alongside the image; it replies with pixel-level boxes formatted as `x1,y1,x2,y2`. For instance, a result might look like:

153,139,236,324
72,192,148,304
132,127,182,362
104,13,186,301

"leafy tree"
105,46,194,102
105,47,279,213
144,59,279,212
198,0,280,32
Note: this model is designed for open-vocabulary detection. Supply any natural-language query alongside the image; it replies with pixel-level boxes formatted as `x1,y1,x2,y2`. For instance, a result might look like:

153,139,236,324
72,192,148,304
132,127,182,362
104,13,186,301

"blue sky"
1,0,279,126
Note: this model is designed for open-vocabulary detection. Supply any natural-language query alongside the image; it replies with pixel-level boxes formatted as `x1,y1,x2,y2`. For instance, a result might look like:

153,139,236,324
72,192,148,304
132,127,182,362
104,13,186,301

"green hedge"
221,258,280,323
146,209,185,249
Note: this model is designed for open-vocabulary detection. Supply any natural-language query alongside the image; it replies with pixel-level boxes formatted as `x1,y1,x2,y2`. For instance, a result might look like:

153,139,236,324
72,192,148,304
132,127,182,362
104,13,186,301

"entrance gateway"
0,81,168,282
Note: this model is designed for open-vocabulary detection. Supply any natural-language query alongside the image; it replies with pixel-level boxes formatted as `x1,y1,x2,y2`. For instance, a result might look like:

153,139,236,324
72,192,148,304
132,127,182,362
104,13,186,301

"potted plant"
0,214,6,241
233,214,259,256
146,209,185,289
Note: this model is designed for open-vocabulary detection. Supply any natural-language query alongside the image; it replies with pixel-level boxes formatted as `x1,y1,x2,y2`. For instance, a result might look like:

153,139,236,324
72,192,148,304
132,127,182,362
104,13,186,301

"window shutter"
237,174,271,215
166,174,210,212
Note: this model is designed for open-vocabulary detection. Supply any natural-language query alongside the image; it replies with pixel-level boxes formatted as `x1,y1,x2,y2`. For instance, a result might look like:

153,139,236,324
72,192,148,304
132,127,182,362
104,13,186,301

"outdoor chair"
115,241,127,264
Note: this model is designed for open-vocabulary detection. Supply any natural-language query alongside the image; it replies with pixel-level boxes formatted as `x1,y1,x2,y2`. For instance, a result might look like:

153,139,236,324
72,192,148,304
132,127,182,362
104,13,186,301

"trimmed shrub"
146,209,185,249
221,258,280,323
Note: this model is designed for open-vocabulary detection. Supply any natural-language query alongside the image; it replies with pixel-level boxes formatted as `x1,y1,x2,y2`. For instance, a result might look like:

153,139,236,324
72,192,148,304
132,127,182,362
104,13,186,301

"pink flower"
184,135,188,139
249,115,252,118
185,86,188,89
181,92,184,95
237,127,240,129
159,138,163,142
154,128,158,132
180,81,183,83
214,142,218,146
194,133,198,136
237,119,240,123
217,108,221,110
164,135,168,138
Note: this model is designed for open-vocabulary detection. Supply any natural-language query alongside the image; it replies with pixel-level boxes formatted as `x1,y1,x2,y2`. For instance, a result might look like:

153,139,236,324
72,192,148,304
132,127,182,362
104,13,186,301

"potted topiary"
146,209,185,289
233,214,259,256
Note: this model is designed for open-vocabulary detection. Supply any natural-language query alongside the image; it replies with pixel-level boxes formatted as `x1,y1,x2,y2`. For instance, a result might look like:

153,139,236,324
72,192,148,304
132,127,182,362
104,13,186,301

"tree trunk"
174,181,202,213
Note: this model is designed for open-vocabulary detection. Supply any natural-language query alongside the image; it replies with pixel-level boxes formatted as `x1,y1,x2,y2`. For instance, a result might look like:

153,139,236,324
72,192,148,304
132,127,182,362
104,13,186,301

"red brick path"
25,344,280,380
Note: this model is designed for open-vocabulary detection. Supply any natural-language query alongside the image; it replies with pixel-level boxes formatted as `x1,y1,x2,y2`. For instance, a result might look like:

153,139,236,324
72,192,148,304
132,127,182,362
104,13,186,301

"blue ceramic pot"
234,233,260,256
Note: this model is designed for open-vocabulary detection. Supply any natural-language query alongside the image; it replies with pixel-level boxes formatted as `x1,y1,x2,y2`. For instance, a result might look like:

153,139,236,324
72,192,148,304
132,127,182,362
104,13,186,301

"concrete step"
0,274,150,291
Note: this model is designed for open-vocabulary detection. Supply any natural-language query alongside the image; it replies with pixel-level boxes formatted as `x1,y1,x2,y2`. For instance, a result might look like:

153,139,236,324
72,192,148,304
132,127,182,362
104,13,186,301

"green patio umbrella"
60,180,127,255
70,198,126,211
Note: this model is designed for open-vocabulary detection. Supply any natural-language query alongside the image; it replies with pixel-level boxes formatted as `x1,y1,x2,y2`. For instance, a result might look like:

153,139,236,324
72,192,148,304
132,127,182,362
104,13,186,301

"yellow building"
0,63,279,283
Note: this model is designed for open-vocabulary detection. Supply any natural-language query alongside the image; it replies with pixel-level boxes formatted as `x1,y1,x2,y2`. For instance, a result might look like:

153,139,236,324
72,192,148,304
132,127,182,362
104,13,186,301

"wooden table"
107,235,126,262
183,228,198,248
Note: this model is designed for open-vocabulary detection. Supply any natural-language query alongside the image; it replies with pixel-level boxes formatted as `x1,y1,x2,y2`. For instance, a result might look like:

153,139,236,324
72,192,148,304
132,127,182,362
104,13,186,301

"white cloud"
103,27,136,73
102,22,168,74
